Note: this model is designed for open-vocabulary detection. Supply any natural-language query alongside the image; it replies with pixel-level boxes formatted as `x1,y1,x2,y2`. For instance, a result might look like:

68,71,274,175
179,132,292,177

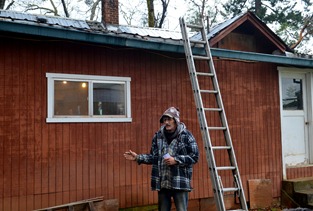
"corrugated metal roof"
0,10,90,29
0,10,248,43
0,10,183,41
191,13,244,41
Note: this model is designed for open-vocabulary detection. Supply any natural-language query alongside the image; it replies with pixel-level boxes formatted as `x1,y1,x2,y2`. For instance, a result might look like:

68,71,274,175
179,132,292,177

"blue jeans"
158,189,189,211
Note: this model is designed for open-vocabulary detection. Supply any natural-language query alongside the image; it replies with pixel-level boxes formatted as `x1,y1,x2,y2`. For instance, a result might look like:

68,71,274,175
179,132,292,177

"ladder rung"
186,23,203,29
216,166,236,171
227,210,247,211
190,39,206,45
193,55,210,60
200,90,218,94
196,72,214,76
207,127,226,130
222,187,239,192
212,146,231,150
204,108,222,112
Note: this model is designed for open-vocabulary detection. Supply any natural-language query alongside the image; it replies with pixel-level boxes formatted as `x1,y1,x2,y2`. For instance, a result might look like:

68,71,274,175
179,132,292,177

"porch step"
295,189,313,208
282,177,313,209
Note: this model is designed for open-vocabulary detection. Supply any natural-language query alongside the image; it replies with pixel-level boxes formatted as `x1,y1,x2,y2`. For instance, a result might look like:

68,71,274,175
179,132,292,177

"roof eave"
0,20,312,68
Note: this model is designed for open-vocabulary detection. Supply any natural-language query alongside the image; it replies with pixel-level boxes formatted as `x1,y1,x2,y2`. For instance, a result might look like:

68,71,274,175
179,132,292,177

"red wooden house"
0,2,313,210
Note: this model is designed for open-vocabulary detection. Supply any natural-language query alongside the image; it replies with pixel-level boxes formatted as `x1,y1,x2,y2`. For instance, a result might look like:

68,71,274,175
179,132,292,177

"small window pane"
282,78,303,110
93,83,125,116
54,80,89,115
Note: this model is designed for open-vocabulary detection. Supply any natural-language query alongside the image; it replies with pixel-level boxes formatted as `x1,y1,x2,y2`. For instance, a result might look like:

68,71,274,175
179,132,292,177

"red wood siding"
286,166,313,179
0,34,283,210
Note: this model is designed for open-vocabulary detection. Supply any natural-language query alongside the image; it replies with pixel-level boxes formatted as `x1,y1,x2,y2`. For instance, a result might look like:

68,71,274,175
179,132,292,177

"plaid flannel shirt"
136,123,199,191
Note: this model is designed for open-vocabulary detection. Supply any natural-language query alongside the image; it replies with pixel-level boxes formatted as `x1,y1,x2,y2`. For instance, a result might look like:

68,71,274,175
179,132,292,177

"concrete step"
295,189,313,207
282,177,313,209
283,177,313,192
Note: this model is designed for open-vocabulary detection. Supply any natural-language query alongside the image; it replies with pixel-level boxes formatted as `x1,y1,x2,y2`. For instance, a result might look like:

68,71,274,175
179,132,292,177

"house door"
280,72,309,171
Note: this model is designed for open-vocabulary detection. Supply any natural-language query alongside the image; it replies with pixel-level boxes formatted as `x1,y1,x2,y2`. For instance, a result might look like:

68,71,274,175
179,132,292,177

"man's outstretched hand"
124,150,137,161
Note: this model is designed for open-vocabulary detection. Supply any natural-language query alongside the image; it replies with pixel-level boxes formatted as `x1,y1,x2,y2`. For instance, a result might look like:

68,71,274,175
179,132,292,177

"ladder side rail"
199,19,248,210
198,18,239,169
199,18,240,178
179,17,226,211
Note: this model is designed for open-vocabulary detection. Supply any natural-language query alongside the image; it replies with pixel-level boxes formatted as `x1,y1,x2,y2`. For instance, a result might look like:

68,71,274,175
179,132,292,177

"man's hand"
124,150,137,161
164,156,177,165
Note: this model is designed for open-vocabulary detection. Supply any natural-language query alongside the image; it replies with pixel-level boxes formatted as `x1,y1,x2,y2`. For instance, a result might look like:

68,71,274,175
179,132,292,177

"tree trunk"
90,0,101,20
146,0,155,27
60,0,70,17
0,0,5,9
255,0,262,17
157,0,170,28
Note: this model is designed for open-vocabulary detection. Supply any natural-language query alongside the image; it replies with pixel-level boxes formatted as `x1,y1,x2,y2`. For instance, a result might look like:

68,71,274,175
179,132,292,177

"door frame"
278,67,313,179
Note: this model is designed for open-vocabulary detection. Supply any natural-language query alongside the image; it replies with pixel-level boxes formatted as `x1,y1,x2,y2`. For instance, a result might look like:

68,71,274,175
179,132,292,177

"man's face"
162,116,177,132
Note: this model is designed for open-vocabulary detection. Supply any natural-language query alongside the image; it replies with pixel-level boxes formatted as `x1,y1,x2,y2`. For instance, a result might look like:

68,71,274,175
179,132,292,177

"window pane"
282,78,303,110
54,81,89,115
93,83,125,115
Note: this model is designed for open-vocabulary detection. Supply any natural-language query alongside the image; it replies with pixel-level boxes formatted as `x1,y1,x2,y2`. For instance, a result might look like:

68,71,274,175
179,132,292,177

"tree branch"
89,0,101,20
157,0,170,28
60,0,70,17
5,0,15,10
25,4,58,16
290,14,313,49
49,0,59,16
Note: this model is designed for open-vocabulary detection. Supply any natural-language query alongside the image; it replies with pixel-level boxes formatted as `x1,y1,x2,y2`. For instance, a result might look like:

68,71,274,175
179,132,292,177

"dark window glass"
282,78,303,110
93,83,125,116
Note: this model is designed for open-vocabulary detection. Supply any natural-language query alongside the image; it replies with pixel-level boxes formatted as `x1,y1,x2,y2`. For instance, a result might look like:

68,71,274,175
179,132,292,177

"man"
124,107,199,211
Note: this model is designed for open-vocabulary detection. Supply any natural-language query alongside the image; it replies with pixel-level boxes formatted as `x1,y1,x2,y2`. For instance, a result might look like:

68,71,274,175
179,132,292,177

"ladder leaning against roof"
179,17,248,211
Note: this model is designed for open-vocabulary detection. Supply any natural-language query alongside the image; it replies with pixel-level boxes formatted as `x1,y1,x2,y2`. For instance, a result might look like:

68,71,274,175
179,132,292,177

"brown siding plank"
26,44,36,211
69,125,78,202
55,124,63,205
82,124,90,200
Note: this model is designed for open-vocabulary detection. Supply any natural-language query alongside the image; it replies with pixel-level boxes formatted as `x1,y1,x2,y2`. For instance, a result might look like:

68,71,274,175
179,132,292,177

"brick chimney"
102,0,119,25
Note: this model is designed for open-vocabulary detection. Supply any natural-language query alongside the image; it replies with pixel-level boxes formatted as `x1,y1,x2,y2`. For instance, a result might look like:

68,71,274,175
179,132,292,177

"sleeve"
174,131,199,166
136,133,159,165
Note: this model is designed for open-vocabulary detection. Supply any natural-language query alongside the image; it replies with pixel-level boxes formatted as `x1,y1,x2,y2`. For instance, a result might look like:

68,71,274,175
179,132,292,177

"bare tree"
23,0,59,16
89,0,101,20
60,0,69,17
120,0,144,25
0,0,15,10
186,0,219,29
156,0,170,28
145,0,170,28
147,0,155,27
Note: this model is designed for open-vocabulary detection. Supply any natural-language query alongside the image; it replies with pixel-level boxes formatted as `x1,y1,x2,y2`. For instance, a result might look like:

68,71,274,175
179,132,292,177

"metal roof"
0,10,312,68
0,10,183,41
0,9,239,42
0,10,90,29
191,13,244,41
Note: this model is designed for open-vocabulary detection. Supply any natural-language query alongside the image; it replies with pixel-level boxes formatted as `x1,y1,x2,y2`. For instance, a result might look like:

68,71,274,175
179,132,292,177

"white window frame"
46,73,132,123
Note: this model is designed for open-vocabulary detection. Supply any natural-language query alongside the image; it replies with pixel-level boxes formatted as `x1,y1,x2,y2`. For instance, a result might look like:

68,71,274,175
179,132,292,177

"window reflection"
282,78,303,110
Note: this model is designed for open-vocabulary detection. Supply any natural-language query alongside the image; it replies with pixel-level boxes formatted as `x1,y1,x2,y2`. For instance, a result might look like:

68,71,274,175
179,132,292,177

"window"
282,77,303,110
46,73,131,123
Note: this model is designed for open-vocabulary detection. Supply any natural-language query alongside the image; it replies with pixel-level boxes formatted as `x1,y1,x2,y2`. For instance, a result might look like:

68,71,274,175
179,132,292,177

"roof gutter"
1,21,312,68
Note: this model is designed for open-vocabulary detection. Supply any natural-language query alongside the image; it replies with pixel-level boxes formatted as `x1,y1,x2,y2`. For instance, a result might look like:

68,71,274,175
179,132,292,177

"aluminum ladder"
179,17,248,211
